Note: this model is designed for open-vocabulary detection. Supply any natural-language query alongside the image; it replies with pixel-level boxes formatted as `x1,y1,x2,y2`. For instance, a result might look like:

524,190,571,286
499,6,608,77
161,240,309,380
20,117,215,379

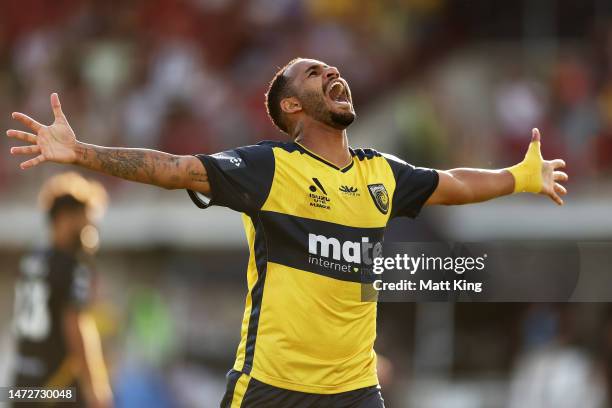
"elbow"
162,176,184,190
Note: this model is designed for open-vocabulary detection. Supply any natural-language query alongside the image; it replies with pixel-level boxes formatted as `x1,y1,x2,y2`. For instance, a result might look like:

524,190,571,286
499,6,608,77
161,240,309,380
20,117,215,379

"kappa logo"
367,183,389,214
339,185,360,197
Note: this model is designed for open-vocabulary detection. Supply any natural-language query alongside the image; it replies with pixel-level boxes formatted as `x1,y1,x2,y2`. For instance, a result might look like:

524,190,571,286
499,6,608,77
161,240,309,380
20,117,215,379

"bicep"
181,155,211,195
425,170,466,206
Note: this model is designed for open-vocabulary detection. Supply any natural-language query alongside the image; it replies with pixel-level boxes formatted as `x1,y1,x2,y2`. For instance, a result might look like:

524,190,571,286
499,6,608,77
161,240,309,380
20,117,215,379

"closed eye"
308,71,318,77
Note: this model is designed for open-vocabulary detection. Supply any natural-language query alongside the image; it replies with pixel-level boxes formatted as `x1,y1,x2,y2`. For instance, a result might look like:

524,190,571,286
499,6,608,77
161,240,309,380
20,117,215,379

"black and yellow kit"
221,369,385,408
13,249,91,407
188,141,438,404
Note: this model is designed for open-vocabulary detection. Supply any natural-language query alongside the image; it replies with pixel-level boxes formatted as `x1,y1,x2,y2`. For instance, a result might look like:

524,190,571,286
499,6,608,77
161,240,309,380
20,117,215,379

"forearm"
74,142,206,190
442,168,514,205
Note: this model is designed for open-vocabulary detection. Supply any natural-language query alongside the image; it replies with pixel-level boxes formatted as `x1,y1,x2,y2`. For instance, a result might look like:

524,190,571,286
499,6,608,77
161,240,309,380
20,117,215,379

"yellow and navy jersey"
188,140,438,394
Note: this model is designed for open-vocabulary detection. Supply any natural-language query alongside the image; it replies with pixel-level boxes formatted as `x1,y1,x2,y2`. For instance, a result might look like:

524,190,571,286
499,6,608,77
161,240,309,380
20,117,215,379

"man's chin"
330,110,356,129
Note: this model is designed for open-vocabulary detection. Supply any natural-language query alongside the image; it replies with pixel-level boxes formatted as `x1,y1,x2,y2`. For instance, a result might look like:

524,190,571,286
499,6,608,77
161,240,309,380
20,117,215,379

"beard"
330,110,355,128
300,90,355,130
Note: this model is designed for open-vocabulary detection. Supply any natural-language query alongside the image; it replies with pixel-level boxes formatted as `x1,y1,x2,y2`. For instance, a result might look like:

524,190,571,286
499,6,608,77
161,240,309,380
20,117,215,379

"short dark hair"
39,172,108,222
265,58,301,134
48,194,87,221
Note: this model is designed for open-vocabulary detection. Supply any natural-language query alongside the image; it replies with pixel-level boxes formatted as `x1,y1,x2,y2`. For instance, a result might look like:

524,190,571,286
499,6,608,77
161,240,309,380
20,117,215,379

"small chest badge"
367,183,389,214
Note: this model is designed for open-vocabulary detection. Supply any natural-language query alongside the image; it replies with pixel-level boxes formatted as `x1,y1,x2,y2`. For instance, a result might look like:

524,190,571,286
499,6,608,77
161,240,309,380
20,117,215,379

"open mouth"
327,80,351,107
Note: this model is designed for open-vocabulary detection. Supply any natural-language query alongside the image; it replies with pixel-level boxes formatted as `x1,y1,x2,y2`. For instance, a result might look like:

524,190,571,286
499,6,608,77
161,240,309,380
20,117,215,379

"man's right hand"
6,92,210,194
7,93,78,169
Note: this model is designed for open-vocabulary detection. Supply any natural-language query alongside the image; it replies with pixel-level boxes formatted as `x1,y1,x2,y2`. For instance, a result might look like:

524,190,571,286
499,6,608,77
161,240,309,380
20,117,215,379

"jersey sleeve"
69,264,92,308
187,143,275,214
55,259,92,310
383,153,439,219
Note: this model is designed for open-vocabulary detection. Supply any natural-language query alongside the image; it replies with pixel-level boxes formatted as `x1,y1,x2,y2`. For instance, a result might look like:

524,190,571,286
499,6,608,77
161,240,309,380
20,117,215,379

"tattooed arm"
74,143,209,192
6,93,210,194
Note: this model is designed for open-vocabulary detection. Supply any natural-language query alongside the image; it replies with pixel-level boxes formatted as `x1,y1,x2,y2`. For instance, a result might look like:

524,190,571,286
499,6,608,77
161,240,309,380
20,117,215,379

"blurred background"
2,0,612,406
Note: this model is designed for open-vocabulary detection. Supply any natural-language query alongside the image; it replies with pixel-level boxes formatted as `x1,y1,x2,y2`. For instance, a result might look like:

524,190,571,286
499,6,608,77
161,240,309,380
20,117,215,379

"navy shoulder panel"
256,140,299,152
351,148,382,161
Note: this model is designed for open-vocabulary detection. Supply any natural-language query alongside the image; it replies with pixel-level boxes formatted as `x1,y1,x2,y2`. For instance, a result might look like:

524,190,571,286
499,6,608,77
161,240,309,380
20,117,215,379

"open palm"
7,93,77,169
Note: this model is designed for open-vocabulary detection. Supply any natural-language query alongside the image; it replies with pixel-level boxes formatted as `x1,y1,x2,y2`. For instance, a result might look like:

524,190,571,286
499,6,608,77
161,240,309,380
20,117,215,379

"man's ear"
280,97,301,114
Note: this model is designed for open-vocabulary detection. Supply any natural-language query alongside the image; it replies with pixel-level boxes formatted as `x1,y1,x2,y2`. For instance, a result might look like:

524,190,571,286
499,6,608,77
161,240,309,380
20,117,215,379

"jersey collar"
294,142,355,173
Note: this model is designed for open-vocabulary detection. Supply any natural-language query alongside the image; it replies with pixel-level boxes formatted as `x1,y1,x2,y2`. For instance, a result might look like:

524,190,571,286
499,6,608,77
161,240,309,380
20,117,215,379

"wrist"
507,141,543,193
73,141,88,165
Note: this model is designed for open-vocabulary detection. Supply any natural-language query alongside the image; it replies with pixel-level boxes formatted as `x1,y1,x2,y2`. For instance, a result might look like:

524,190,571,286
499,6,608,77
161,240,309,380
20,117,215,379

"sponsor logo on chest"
308,177,331,210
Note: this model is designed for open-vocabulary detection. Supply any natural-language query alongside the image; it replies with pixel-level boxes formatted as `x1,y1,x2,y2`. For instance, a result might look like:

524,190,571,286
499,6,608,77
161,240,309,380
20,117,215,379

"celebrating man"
7,58,567,407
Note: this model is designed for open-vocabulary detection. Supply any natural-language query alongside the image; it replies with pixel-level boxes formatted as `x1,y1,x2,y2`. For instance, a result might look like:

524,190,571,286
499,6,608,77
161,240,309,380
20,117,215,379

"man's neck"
293,120,351,168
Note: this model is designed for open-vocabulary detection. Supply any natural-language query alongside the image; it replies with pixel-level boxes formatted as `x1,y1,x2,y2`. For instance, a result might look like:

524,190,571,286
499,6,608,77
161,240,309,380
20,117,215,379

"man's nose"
324,66,340,80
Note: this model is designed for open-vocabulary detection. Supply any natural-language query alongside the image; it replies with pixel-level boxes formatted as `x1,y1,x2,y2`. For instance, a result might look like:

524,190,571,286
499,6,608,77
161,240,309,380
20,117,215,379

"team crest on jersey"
367,184,389,214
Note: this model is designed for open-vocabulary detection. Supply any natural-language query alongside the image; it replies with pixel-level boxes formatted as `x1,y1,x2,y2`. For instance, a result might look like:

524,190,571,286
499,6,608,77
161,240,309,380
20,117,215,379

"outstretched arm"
63,309,113,408
426,128,568,206
6,93,210,194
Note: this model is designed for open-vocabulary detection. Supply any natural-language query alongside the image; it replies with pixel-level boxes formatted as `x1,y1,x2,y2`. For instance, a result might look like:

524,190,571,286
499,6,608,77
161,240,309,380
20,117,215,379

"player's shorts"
220,369,385,408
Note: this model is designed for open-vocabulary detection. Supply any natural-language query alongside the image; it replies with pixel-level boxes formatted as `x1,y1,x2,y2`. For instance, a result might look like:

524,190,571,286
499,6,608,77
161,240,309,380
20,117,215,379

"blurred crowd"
3,1,612,195
387,27,612,184
492,39,612,179
0,0,445,194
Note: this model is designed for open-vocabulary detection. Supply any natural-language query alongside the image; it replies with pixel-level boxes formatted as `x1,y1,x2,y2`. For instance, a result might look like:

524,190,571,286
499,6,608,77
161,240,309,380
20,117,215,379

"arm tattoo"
75,143,196,189
94,149,150,179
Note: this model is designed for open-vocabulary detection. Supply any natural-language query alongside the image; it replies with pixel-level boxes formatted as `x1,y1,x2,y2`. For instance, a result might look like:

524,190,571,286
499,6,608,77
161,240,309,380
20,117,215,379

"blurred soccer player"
6,58,568,407
11,173,113,408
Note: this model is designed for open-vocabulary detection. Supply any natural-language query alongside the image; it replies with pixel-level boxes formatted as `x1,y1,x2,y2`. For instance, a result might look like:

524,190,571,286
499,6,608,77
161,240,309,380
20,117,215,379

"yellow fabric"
246,262,378,393
230,373,252,408
507,141,543,193
44,357,74,388
262,147,394,227
232,146,397,394
233,216,258,371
